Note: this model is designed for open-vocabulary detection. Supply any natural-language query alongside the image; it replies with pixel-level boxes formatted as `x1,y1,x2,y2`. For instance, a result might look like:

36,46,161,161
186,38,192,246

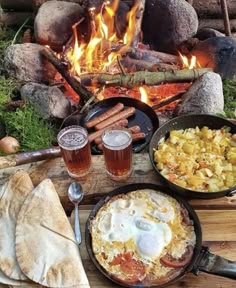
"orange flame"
66,1,138,76
179,52,201,69
139,87,148,104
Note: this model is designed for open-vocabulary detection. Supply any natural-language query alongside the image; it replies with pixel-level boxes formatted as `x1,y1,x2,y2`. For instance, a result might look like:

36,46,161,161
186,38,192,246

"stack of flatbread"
0,170,90,288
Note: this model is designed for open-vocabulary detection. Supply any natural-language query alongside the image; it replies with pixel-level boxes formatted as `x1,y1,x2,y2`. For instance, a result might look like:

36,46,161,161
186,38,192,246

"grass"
0,105,56,152
222,80,236,119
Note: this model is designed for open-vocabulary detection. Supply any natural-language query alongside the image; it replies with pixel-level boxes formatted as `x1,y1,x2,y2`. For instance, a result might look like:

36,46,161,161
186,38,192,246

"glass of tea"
102,127,132,181
57,125,91,178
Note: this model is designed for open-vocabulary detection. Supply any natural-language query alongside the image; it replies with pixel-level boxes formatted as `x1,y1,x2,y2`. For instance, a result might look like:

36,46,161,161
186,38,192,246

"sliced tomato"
109,252,133,265
120,258,145,276
160,246,194,268
113,274,140,285
109,254,123,265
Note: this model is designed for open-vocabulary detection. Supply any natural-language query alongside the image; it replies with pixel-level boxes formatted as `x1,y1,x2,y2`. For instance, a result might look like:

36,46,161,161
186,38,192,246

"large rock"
142,0,198,54
174,72,224,115
191,37,236,80
34,1,84,51
21,83,71,119
4,44,56,84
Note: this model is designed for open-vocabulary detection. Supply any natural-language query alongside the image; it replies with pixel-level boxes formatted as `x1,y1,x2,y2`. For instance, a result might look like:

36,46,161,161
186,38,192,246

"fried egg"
91,189,196,286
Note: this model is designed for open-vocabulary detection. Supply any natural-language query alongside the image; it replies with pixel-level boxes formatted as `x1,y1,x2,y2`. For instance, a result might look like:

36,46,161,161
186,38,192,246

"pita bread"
0,170,33,281
0,268,29,286
15,179,90,288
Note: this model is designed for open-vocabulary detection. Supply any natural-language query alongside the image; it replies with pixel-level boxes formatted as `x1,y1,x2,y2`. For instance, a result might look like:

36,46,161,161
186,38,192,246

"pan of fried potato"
149,114,236,198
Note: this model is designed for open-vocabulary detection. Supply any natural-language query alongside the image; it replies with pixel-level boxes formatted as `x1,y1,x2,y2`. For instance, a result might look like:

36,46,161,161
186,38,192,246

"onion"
0,136,20,154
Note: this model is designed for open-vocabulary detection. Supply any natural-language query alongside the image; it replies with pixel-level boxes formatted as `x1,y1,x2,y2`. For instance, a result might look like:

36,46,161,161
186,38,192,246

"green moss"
0,105,56,152
223,80,236,119
0,27,57,153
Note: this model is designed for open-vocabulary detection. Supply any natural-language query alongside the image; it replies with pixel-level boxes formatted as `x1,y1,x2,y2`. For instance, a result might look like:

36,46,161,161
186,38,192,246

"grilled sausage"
131,132,146,142
85,103,124,129
88,119,128,143
94,107,136,130
94,125,142,145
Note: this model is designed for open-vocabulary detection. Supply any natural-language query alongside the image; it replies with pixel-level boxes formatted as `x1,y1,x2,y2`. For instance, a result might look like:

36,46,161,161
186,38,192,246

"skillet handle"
193,246,236,280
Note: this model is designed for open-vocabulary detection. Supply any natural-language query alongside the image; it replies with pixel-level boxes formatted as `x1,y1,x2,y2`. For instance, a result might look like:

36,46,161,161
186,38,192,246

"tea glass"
102,127,132,181
57,125,91,179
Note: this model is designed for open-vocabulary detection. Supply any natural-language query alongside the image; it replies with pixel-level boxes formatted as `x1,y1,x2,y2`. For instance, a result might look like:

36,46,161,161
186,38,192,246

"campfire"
39,0,210,113
1,0,235,157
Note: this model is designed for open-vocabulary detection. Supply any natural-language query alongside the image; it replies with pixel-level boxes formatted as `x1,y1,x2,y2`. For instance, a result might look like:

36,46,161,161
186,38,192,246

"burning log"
79,68,212,88
0,147,61,169
121,56,178,72
151,92,185,110
41,47,95,104
131,0,146,48
127,47,179,64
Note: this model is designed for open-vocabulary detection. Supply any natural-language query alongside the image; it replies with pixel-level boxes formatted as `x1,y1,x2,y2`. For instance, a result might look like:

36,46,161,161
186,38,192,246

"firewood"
41,47,95,105
0,147,61,169
131,0,146,48
151,92,185,110
220,0,232,36
127,47,179,64
79,68,212,88
121,56,178,72
199,19,236,33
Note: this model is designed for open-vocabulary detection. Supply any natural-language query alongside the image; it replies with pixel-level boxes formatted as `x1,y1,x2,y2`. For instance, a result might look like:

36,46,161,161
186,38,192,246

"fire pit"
0,0,235,159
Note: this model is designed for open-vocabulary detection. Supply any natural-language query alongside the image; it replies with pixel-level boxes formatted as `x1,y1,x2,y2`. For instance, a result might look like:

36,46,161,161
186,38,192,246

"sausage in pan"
94,107,136,130
85,103,124,129
88,119,128,143
94,125,142,145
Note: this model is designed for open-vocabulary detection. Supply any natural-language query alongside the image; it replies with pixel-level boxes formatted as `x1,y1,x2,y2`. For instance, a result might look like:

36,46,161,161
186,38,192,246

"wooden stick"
220,0,232,36
41,48,95,105
127,47,179,64
121,56,178,72
131,0,146,48
151,92,185,110
0,147,61,169
79,68,212,88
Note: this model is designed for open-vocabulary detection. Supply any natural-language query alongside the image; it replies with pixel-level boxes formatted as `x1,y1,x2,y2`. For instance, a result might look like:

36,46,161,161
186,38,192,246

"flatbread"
0,170,34,281
0,269,29,286
15,179,90,288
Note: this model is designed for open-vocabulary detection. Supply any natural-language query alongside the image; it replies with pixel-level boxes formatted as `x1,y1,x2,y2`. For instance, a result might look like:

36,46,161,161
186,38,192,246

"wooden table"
1,153,236,288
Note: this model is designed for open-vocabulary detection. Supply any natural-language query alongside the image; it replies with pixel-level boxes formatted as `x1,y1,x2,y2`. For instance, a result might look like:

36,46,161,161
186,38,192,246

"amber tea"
102,128,132,181
57,126,91,178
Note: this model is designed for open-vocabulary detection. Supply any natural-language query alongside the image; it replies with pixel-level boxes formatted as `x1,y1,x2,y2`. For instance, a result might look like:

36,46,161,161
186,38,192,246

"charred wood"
41,48,94,104
121,56,178,72
127,47,179,64
131,0,146,48
151,92,185,110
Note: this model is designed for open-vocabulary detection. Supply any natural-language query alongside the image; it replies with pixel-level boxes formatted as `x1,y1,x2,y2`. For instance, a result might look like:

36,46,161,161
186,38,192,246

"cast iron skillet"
85,183,236,287
149,114,236,199
80,96,159,153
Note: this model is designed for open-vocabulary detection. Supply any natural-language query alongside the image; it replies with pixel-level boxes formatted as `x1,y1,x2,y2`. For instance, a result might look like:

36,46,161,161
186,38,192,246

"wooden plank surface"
1,153,236,287
1,154,236,212
76,210,236,288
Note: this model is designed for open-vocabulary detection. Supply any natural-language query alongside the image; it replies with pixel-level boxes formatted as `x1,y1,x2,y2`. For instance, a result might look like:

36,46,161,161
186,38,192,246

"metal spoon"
68,182,84,244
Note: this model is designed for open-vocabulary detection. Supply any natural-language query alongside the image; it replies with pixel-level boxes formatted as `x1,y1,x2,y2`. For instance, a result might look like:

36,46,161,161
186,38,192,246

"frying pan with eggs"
149,114,236,199
85,183,236,287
